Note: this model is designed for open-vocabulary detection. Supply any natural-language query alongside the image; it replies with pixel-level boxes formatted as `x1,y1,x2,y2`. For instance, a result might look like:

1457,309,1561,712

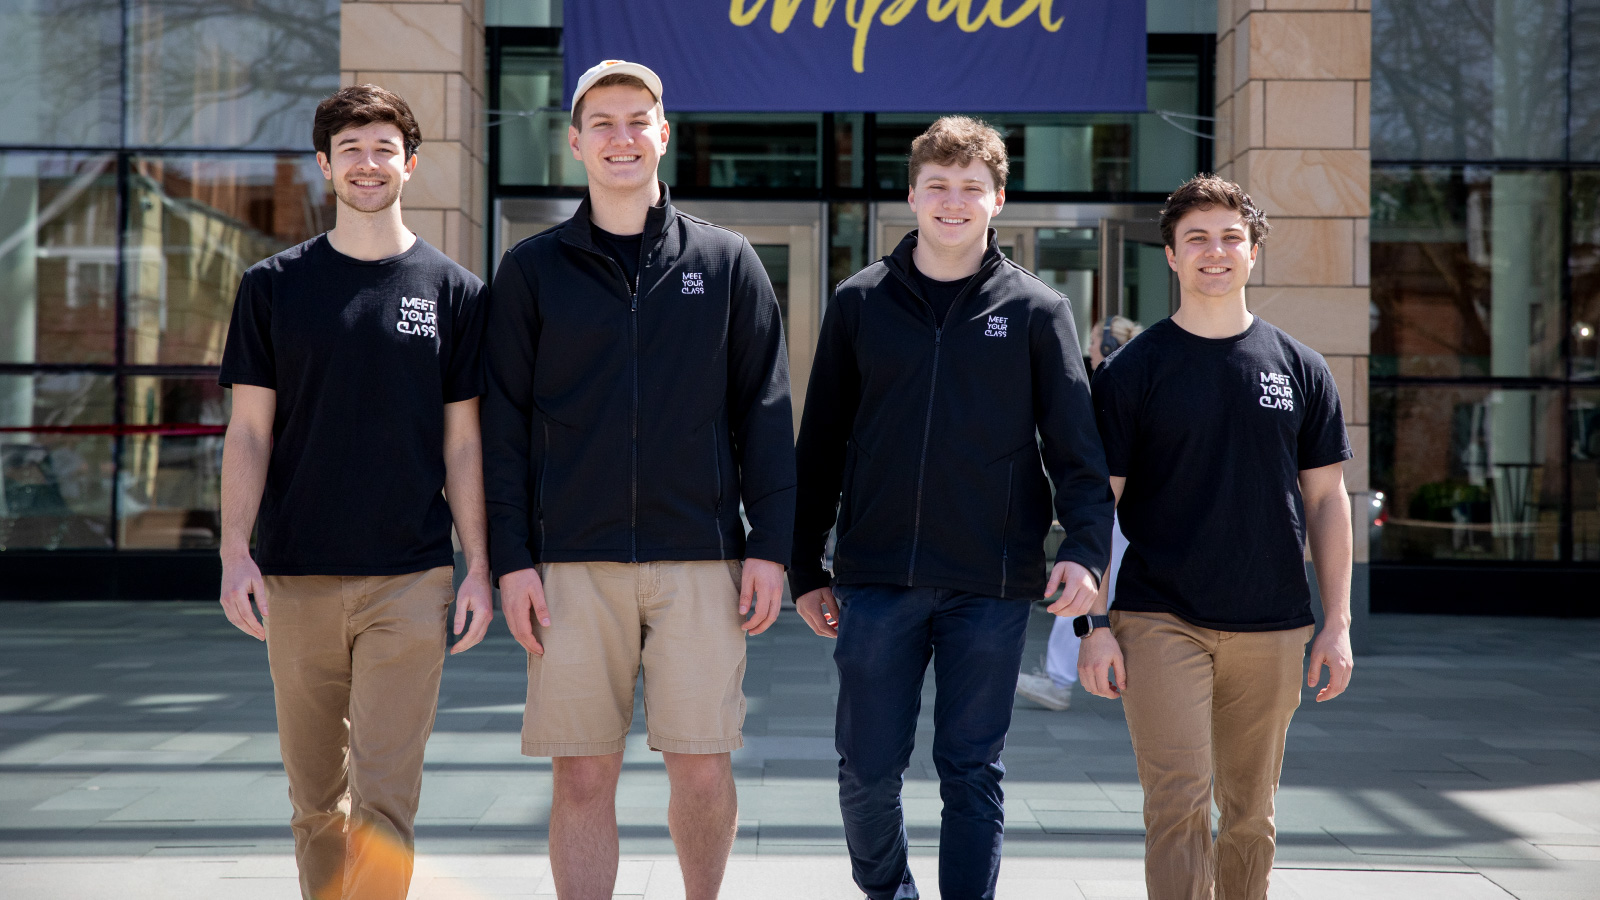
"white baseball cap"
570,60,664,115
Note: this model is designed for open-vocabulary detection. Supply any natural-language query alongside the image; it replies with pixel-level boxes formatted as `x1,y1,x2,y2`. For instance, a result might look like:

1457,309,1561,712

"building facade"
0,0,1592,613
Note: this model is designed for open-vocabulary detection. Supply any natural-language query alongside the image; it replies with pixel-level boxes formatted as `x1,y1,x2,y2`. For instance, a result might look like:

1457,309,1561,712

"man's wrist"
221,541,252,563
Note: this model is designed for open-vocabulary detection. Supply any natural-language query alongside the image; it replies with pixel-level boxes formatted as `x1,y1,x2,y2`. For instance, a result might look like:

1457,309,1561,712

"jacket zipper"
538,420,550,555
999,459,1014,597
712,425,725,558
893,263,991,586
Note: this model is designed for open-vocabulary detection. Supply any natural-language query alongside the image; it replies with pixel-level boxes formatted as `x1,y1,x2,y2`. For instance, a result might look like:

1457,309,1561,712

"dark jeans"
832,583,1032,900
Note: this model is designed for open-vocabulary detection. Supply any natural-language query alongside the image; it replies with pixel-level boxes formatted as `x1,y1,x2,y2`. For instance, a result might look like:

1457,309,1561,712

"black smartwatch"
1072,614,1110,638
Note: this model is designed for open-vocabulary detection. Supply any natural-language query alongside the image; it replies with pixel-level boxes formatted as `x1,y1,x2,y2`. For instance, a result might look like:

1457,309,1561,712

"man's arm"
219,385,275,640
726,239,797,636
1078,475,1128,699
1032,298,1114,615
481,253,549,656
791,287,860,638
444,398,493,654
1300,461,1354,702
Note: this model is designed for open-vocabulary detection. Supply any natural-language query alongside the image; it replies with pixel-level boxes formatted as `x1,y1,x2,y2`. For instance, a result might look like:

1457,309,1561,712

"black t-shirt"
219,235,486,575
1092,317,1351,631
910,260,974,328
592,224,644,292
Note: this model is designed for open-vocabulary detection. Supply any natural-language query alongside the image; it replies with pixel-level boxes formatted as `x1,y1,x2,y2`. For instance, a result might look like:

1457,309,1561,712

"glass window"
1371,385,1564,562
1571,172,1600,379
664,115,821,190
1572,1,1600,161
0,153,119,364
0,0,121,146
119,376,228,549
496,46,584,187
828,202,867,296
126,0,340,149
833,114,865,188
1370,167,1564,378
874,55,1198,194
1035,228,1099,354
124,155,333,366
1371,0,1568,160
0,373,115,549
1575,389,1600,561
487,0,560,27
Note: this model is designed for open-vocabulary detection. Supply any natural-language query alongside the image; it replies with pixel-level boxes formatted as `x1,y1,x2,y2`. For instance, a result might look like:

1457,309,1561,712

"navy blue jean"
832,583,1032,900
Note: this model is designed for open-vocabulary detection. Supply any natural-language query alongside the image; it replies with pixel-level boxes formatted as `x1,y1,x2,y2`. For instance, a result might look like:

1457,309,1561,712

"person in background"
1016,315,1143,711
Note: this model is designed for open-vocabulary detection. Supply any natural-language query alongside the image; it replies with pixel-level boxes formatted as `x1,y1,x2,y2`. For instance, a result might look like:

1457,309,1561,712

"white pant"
1045,516,1126,687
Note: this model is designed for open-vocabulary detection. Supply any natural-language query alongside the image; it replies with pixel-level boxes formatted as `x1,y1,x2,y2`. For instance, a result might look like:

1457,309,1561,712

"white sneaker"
1016,672,1073,711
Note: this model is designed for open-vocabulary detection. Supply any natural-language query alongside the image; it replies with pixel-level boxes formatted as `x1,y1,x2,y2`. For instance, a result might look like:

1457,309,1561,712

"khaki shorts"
522,560,747,757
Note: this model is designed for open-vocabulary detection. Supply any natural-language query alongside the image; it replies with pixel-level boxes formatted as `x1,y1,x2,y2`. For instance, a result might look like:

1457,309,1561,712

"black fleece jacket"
790,230,1113,600
482,187,796,580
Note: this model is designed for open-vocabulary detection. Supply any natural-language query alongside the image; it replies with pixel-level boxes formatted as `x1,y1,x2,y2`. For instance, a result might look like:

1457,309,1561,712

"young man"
217,84,491,900
481,61,794,900
791,116,1113,900
1078,174,1356,900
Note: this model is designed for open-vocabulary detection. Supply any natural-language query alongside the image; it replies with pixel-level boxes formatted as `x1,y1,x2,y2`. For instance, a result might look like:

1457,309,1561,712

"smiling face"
908,159,1004,257
568,84,668,195
1166,204,1259,299
317,122,414,214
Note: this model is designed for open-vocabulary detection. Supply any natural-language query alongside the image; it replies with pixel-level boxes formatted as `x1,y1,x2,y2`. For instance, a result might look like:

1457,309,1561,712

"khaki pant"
1112,610,1313,900
264,567,453,900
522,560,747,756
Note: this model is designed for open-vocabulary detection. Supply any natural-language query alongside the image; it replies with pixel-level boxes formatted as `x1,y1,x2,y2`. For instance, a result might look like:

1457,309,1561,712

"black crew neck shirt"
219,234,486,576
910,259,975,328
592,224,645,292
1091,317,1351,631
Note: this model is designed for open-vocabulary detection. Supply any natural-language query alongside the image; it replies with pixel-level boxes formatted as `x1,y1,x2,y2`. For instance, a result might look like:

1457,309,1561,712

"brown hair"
907,116,1009,190
1159,174,1270,248
312,84,422,160
571,73,663,128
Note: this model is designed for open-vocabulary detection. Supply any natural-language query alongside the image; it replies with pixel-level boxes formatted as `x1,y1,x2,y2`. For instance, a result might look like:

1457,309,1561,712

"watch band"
1073,614,1111,638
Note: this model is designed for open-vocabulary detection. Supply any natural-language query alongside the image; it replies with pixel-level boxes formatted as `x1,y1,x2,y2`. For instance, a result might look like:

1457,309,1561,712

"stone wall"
339,0,486,277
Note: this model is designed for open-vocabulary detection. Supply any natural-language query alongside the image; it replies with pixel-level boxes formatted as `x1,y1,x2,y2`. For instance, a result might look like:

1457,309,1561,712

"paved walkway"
0,602,1597,899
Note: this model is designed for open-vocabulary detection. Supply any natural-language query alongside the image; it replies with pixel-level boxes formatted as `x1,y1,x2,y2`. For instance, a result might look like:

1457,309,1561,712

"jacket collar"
884,228,1005,292
561,181,677,252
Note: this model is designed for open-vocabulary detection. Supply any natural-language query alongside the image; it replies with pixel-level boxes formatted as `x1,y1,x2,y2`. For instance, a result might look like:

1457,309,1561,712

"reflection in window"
1370,167,1563,378
665,115,821,190
1571,172,1600,379
1035,229,1098,353
0,0,121,146
1372,0,1567,160
752,245,790,336
1573,1,1600,161
495,46,580,187
1371,385,1563,561
828,202,867,294
126,0,339,149
0,373,115,549
120,377,228,549
125,155,333,365
0,153,119,364
1575,391,1600,561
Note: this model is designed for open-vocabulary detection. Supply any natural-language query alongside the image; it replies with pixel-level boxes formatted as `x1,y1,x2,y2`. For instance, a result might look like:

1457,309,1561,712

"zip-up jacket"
482,187,796,580
790,230,1113,600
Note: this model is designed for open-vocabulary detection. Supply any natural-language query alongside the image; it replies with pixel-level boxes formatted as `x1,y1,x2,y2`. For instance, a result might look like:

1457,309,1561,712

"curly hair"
1159,174,1270,248
907,116,1009,190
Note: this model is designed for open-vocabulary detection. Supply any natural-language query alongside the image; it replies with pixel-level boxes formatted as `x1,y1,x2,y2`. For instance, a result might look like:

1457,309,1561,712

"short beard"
334,180,402,214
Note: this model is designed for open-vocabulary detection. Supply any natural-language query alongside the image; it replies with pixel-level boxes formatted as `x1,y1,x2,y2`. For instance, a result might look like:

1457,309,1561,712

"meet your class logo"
1258,371,1294,411
397,296,438,338
728,0,1066,73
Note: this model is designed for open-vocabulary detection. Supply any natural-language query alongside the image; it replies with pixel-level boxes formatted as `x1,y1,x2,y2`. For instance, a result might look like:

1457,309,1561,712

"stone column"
1214,0,1372,644
340,0,487,277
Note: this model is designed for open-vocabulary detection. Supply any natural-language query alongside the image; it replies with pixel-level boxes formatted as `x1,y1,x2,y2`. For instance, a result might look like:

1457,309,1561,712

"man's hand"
795,586,840,638
450,569,494,655
1077,629,1126,699
499,567,549,656
219,551,267,641
740,558,785,636
1307,624,1353,702
1044,560,1096,618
